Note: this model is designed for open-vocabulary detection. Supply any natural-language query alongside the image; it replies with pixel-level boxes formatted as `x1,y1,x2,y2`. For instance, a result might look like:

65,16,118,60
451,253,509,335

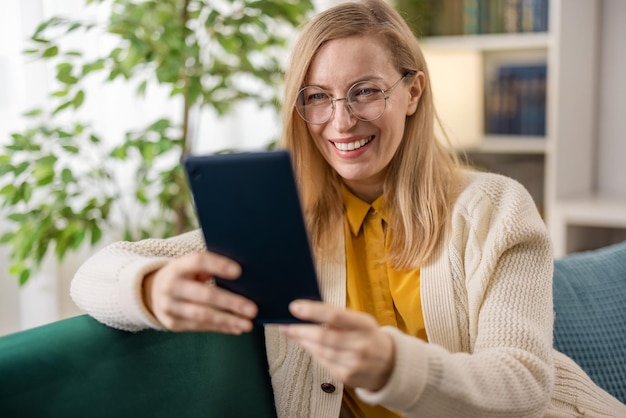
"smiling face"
304,34,424,202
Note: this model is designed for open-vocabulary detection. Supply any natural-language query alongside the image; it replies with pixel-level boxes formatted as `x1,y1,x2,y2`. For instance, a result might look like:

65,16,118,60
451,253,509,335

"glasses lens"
347,81,386,121
296,87,332,124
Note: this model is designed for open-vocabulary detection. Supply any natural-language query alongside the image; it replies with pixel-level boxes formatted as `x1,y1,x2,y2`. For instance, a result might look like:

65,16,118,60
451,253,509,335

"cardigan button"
320,383,336,393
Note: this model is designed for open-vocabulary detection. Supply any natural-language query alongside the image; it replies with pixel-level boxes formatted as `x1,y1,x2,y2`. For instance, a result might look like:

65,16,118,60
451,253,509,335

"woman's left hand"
278,300,395,391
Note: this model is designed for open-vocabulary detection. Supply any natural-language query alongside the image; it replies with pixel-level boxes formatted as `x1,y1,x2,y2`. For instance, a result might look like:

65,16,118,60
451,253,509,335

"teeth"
333,136,373,151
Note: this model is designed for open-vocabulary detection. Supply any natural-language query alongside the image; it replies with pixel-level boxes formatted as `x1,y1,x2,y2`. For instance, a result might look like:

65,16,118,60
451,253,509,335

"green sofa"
1,241,625,417
0,317,276,418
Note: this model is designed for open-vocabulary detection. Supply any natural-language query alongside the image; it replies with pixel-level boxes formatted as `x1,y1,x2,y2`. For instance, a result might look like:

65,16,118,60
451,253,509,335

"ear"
406,71,425,117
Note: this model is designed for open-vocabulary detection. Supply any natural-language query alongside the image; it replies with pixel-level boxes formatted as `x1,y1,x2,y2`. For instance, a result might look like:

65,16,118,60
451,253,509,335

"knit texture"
553,241,626,404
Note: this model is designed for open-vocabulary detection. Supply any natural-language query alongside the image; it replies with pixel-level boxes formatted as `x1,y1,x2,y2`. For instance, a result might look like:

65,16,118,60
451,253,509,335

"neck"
342,180,383,203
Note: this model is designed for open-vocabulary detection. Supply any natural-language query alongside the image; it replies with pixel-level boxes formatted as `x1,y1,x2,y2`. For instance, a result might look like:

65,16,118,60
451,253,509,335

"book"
503,0,521,33
485,63,547,136
418,0,548,36
463,0,480,34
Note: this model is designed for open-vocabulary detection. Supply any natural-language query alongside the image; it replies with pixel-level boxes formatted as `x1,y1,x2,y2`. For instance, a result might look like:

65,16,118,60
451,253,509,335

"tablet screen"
184,150,322,323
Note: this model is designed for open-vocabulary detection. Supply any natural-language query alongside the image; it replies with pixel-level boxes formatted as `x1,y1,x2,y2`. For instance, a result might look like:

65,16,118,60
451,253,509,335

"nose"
331,98,356,131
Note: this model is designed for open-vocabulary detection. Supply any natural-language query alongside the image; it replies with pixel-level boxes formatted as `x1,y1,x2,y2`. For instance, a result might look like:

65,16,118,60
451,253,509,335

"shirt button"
320,383,336,393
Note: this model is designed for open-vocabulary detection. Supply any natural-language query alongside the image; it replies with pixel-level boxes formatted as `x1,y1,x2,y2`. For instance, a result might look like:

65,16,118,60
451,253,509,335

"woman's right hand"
142,252,258,334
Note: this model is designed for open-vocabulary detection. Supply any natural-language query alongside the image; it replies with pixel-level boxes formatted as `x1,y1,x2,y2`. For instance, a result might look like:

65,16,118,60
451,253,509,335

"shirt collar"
341,183,386,236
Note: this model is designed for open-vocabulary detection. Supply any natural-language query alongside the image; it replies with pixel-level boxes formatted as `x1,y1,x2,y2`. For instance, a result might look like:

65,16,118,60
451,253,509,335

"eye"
307,92,329,104
350,83,384,102
355,87,377,96
299,87,330,106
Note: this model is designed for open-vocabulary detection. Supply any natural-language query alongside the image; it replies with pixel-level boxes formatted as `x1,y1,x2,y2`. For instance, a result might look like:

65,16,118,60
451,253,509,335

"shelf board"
463,137,547,154
557,196,626,228
420,32,551,51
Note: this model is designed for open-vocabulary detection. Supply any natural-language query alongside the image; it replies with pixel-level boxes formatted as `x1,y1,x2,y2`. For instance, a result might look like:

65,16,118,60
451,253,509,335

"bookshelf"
417,0,626,257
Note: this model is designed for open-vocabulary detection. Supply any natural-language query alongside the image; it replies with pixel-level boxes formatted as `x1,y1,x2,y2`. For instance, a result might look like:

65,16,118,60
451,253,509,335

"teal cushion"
553,241,626,403
0,315,277,418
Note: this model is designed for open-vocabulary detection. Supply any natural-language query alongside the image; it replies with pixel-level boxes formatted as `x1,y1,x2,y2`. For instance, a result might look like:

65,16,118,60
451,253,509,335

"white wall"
597,0,626,198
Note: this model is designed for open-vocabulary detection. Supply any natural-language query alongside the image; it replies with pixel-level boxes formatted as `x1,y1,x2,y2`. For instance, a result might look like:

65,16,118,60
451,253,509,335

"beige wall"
597,0,626,198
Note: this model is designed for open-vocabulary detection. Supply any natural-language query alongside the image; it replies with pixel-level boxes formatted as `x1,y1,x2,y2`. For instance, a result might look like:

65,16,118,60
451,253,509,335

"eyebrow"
304,75,385,90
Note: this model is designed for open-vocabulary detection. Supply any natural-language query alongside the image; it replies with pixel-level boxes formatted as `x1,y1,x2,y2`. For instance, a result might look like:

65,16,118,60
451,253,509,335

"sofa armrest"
0,315,277,418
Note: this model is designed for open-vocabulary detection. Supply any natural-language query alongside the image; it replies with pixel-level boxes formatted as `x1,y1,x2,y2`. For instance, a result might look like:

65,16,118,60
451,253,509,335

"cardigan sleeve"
357,172,555,418
70,230,206,331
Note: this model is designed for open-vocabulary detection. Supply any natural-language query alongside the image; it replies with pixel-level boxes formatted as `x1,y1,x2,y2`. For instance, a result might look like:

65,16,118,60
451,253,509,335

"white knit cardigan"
71,170,626,417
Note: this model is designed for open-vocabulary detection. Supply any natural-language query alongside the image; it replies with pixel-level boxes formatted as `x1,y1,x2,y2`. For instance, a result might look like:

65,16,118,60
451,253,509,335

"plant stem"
181,0,191,158
175,0,192,235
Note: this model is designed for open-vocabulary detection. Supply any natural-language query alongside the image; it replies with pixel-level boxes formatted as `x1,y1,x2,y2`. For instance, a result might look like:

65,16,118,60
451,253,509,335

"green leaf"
71,229,86,250
149,118,170,132
57,129,72,138
31,37,50,44
73,90,85,108
90,223,102,245
0,232,13,244
57,72,78,85
136,188,148,203
22,183,33,202
38,155,57,166
82,59,106,76
110,146,127,159
7,213,28,222
51,90,69,97
19,269,31,286
61,168,75,183
53,100,73,115
66,22,81,34
0,184,17,198
33,156,56,185
42,45,59,58
61,145,80,154
23,108,43,117
137,79,147,96
10,132,27,143
0,165,12,176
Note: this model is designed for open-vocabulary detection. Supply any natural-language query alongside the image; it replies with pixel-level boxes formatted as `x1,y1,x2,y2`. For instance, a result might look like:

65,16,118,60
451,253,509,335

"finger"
169,280,258,319
159,299,254,334
174,252,242,280
289,300,376,330
280,323,362,353
279,323,395,390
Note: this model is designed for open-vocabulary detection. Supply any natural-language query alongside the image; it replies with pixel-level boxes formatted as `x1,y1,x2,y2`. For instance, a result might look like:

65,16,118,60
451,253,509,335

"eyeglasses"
294,72,413,125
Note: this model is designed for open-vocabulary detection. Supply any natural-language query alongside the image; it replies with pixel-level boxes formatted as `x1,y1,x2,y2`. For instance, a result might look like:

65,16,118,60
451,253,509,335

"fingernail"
289,301,302,313
227,263,241,276
243,304,256,317
238,320,251,332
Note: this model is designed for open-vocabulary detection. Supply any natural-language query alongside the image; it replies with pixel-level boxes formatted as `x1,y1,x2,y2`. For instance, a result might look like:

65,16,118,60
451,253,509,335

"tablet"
183,150,322,324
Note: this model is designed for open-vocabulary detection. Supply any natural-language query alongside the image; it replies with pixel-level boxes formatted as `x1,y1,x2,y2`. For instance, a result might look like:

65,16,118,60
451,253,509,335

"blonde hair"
281,0,460,268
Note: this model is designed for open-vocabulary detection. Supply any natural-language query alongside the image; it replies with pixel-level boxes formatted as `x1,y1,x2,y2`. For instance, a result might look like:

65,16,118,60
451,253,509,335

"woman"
71,1,626,416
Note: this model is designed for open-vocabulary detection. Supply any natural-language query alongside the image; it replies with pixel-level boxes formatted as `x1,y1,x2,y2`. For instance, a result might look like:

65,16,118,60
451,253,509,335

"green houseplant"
0,0,314,285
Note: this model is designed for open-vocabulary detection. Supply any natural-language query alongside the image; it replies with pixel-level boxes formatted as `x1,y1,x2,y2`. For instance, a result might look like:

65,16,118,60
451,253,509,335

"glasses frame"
294,72,414,125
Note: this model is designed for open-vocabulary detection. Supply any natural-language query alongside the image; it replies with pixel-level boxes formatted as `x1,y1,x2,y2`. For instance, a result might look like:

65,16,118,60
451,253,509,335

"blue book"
488,63,546,136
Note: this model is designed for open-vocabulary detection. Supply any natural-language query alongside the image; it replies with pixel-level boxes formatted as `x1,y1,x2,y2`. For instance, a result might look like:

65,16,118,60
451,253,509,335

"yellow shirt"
341,185,426,418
